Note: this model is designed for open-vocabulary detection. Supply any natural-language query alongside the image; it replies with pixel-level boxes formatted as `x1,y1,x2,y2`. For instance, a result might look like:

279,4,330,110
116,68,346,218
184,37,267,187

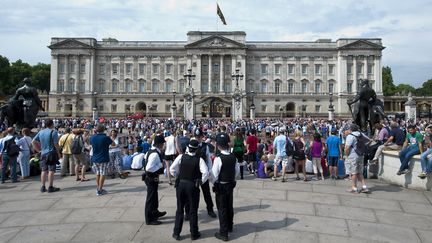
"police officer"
212,133,240,241
170,140,209,241
144,135,166,225
192,128,217,218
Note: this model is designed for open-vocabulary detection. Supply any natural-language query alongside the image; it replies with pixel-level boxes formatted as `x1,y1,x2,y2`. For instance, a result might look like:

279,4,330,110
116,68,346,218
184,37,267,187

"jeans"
1,153,17,182
18,151,30,177
420,148,432,173
399,146,420,171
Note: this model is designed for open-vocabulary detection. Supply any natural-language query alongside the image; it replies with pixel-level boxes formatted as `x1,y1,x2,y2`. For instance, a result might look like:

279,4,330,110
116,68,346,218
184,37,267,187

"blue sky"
0,0,431,87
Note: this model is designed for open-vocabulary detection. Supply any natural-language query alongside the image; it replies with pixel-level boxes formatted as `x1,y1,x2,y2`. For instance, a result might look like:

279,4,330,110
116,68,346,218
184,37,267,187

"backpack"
71,135,83,154
4,137,20,157
350,133,369,156
285,137,294,156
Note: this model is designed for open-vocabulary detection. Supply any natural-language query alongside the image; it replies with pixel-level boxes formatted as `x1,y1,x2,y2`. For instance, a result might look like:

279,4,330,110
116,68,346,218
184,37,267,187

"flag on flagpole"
217,3,227,25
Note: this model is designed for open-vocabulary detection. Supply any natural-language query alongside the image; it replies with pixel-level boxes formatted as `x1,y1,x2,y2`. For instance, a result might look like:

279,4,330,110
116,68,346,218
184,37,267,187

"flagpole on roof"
216,1,219,32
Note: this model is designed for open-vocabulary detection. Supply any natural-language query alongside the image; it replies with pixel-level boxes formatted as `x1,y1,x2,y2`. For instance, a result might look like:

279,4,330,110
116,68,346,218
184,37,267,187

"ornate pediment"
339,40,384,50
49,39,94,49
185,35,246,49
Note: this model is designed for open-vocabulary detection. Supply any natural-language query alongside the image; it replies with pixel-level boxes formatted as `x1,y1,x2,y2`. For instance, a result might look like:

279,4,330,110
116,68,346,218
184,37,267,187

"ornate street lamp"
183,68,196,88
328,92,335,120
231,68,244,88
250,90,256,119
171,89,177,119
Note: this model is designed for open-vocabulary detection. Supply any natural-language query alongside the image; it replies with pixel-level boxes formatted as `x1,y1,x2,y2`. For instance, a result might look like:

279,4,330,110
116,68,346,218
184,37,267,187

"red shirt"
246,135,259,153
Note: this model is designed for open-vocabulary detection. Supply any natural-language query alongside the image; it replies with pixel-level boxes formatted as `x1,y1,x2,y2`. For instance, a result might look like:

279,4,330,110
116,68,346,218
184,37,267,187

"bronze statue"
347,79,387,134
0,77,44,129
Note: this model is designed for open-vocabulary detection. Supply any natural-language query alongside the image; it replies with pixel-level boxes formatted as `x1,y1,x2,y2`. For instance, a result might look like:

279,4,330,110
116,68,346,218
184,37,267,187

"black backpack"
71,135,83,154
4,137,20,157
285,137,294,156
350,133,369,156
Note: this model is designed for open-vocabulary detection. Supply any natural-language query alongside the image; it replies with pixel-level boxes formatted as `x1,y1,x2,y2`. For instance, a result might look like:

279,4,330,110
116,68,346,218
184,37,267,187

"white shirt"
0,134,14,153
131,152,145,170
145,146,163,172
189,138,213,170
164,135,176,156
17,136,32,152
170,152,209,183
109,137,122,153
210,150,240,184
345,131,367,158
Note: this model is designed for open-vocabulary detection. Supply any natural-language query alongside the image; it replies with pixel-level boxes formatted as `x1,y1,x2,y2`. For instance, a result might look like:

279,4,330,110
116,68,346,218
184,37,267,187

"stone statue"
347,79,387,134
0,77,44,129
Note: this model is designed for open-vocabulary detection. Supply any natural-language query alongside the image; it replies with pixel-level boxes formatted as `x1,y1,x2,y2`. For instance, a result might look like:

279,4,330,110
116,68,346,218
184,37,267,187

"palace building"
48,31,384,119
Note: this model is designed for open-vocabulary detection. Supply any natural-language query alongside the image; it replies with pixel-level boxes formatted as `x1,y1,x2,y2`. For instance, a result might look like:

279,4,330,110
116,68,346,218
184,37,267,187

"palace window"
152,81,159,93
59,63,65,74
125,81,132,92
139,64,146,75
152,64,159,75
57,80,65,92
328,64,335,75
126,63,132,75
68,79,75,92
178,81,185,94
69,62,75,73
166,64,172,75
139,81,146,93
112,64,119,75
301,82,308,93
288,82,294,94
288,64,295,75
261,105,267,112
80,63,86,74
179,64,186,74
165,81,172,93
274,81,281,94
367,64,374,74
347,82,353,93
99,64,105,75
111,104,117,113
315,82,321,93
274,64,281,75
261,81,267,93
224,80,232,93
261,64,268,75
247,64,254,74
98,80,105,93
112,81,118,92
357,63,364,74
315,105,321,113
328,82,334,93
79,80,85,93
347,64,353,74
315,64,322,75
301,64,308,75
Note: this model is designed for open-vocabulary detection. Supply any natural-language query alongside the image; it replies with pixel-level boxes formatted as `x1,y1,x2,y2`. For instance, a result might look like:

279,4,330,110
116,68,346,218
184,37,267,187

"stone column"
146,56,152,92
220,55,224,93
75,55,80,92
353,56,357,93
51,54,58,93
374,56,383,94
65,55,69,91
250,106,256,120
208,54,212,93
364,56,368,81
337,54,347,94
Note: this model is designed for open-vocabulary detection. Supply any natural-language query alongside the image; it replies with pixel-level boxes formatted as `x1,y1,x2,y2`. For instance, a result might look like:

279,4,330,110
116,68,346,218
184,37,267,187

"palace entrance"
200,97,231,118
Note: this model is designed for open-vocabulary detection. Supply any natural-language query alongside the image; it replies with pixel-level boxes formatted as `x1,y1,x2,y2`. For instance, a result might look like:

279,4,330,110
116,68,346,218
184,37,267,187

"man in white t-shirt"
164,128,177,185
131,146,145,170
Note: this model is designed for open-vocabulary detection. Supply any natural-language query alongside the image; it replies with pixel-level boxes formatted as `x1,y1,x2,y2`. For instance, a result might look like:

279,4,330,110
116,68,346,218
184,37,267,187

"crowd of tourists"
1,116,432,241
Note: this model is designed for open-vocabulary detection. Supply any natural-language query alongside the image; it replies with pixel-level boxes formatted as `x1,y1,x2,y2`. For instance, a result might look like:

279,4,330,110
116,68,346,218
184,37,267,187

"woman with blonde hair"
293,130,308,181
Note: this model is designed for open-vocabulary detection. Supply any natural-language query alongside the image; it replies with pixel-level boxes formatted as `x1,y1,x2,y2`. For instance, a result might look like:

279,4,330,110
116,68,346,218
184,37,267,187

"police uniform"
144,135,166,225
192,128,217,217
211,134,240,241
170,140,209,240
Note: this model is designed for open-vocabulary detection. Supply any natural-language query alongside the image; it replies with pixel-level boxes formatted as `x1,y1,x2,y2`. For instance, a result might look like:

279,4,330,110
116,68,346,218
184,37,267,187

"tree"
0,55,11,96
395,84,416,96
382,66,396,96
9,59,32,95
415,79,432,96
32,63,50,92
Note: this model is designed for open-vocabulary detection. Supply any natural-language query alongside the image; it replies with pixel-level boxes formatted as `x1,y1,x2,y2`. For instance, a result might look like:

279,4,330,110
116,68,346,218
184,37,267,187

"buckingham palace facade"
48,31,384,118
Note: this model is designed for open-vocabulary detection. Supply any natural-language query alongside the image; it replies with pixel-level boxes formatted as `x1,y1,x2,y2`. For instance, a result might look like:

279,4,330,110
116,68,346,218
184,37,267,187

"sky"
0,0,431,87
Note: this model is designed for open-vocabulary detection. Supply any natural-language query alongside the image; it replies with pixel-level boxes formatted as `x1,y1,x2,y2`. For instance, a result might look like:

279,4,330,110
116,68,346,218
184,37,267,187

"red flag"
217,3,227,25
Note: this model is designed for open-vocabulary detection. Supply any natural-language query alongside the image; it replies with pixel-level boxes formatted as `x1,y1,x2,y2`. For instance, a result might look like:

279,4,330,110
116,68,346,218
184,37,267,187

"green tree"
395,84,416,96
415,79,432,96
32,63,50,92
0,55,11,96
382,66,396,96
9,59,32,94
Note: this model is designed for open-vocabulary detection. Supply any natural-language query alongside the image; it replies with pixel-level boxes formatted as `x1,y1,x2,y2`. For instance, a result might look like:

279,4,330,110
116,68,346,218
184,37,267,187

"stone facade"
48,31,384,118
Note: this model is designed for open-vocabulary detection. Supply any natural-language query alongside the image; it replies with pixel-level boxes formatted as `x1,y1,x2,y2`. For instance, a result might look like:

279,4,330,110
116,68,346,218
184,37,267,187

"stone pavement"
1,172,432,243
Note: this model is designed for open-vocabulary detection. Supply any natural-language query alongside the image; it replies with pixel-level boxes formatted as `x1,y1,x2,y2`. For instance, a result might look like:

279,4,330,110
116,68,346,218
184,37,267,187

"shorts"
72,153,88,166
40,154,56,172
92,162,109,176
328,156,339,167
346,156,364,175
247,153,256,162
275,155,291,167
164,154,176,161
293,151,306,161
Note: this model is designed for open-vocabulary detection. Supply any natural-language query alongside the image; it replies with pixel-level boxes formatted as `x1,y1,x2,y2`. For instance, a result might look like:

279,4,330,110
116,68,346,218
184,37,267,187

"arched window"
260,80,268,93
314,79,322,94
152,79,159,93
328,79,335,93
165,79,173,93
138,79,146,93
68,78,75,92
112,79,119,93
79,80,86,93
125,79,132,92
274,79,282,94
301,79,309,94
57,80,65,92
98,79,105,93
287,79,295,94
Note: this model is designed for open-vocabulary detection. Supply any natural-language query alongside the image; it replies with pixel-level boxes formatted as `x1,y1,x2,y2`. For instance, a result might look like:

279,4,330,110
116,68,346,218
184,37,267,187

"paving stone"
261,199,315,215
63,208,126,223
312,184,368,197
236,179,264,189
347,220,421,243
340,195,402,211
286,213,348,236
72,222,142,242
0,213,12,225
287,191,340,205
51,196,111,209
0,198,58,213
0,227,23,243
400,201,432,216
263,180,313,192
315,204,377,222
255,229,318,243
1,209,72,227
106,195,143,207
234,211,287,229
0,190,40,201
416,229,432,243
9,223,83,243
234,198,262,212
237,188,286,200
375,210,432,230
367,188,430,204
318,233,386,243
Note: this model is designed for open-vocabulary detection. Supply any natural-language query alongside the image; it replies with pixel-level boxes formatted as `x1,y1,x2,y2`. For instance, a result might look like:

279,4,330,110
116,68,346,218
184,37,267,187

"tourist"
311,133,325,181
245,129,259,174
326,128,343,179
0,127,19,183
17,128,32,180
164,127,177,185
90,124,115,196
108,129,126,179
32,119,60,192
130,146,145,170
419,125,432,179
371,122,405,164
293,130,308,181
272,128,288,182
59,127,74,177
397,125,423,175
232,128,245,179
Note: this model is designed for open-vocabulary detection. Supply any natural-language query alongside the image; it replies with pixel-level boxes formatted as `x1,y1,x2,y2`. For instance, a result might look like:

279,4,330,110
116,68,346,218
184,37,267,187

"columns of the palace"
353,57,357,93
75,55,80,92
65,55,69,91
220,55,224,93
337,55,347,94
374,56,383,94
194,55,201,92
51,54,58,93
295,57,301,93
240,55,246,90
208,54,212,93
146,56,152,92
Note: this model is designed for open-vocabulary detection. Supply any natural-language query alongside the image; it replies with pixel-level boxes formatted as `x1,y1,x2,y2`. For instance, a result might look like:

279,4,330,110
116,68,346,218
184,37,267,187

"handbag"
46,130,59,165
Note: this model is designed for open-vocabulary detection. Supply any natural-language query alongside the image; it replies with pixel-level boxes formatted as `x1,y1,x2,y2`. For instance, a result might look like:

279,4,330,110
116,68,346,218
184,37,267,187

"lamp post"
183,68,196,120
92,91,98,122
183,68,196,88
328,92,335,121
171,89,177,119
250,90,256,120
231,68,244,88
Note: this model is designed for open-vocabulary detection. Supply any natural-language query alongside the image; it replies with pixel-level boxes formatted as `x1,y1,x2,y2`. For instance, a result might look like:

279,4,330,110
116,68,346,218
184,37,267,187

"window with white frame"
347,82,353,93
288,82,294,94
139,81,146,93
68,79,75,92
315,105,321,113
80,63,85,74
357,63,363,74
261,64,268,75
288,64,295,75
152,81,159,93
69,62,75,73
301,82,308,93
301,64,308,75
261,81,267,93
178,81,185,94
79,80,85,92
315,64,322,75
315,82,321,93
99,64,105,75
125,81,132,92
126,63,132,75
112,64,119,75
166,64,172,75
57,80,64,92
274,81,281,94
112,81,118,92
59,63,65,74
328,64,335,75
111,104,117,112
274,64,281,75
179,64,186,74
328,82,334,93
139,64,146,75
165,81,172,93
152,64,159,75
347,63,353,74
98,80,105,93
367,64,374,74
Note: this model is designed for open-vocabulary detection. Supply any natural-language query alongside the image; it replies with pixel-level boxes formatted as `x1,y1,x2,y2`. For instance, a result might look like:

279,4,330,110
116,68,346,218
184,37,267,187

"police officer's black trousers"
185,180,214,215
215,183,234,236
145,176,159,223
174,180,200,236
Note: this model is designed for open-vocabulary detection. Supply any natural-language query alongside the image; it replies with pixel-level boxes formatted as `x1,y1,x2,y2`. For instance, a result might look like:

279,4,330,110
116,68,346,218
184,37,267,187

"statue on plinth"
0,77,44,129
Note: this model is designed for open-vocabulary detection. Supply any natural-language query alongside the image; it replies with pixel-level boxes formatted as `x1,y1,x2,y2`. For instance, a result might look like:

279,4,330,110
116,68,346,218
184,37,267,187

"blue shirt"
326,135,341,157
90,133,113,163
140,142,151,154
33,128,58,156
273,135,287,157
